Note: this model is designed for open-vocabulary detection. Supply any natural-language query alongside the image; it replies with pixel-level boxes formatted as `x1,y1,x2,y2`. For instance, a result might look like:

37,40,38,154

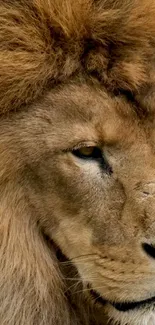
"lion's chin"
89,288,155,312
89,288,155,325
106,305,155,325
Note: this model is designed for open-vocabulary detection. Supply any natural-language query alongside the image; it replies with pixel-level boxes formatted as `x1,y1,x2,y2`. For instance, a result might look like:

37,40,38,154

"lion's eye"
72,146,102,159
72,146,113,174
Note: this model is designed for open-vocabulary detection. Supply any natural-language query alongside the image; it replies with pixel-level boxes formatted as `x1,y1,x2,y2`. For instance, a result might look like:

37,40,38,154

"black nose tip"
142,243,155,259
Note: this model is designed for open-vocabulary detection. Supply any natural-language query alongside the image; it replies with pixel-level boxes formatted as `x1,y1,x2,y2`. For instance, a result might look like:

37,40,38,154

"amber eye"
72,146,102,159
72,146,113,174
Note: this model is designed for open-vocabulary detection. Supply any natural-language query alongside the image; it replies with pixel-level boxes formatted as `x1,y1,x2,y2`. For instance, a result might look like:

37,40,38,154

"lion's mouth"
90,289,155,312
52,243,155,314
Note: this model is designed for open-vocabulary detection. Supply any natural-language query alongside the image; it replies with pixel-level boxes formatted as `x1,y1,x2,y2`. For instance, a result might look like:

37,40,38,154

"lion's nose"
142,243,155,259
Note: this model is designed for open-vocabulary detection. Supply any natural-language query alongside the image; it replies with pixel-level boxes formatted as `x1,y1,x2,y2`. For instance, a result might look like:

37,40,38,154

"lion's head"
1,1,155,325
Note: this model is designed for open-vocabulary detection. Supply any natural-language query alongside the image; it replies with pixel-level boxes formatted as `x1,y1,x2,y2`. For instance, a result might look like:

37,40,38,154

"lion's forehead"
42,84,155,157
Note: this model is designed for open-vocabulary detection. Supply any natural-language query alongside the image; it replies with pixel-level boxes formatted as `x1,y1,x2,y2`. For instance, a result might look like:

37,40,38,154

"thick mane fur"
1,0,155,114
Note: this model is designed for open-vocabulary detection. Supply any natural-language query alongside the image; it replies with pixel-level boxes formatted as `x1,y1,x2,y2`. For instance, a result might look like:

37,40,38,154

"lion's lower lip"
90,289,155,312
111,296,155,312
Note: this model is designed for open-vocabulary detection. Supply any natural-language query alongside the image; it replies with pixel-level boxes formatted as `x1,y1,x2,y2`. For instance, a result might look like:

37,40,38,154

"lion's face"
2,1,155,324
9,81,155,325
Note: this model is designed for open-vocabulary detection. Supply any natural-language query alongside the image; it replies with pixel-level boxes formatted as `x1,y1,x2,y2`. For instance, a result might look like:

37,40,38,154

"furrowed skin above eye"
72,146,113,174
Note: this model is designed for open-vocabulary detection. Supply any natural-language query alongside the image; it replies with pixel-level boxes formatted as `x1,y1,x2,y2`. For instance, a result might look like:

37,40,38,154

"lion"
1,0,155,324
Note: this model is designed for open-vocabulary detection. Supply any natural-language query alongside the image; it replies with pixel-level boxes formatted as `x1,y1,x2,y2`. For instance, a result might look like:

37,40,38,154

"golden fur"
1,1,155,325
1,0,155,114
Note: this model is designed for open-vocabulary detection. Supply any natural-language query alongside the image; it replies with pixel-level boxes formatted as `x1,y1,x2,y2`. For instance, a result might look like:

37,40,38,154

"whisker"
76,286,105,294
59,261,96,267
69,253,98,262
59,254,99,266
73,281,121,295
62,276,99,283
64,280,82,294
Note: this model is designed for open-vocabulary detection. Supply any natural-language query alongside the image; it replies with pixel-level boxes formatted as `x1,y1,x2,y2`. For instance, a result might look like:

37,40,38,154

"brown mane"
0,0,155,114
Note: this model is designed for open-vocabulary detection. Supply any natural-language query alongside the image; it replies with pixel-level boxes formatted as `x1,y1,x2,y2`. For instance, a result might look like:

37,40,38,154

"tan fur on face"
1,1,155,325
